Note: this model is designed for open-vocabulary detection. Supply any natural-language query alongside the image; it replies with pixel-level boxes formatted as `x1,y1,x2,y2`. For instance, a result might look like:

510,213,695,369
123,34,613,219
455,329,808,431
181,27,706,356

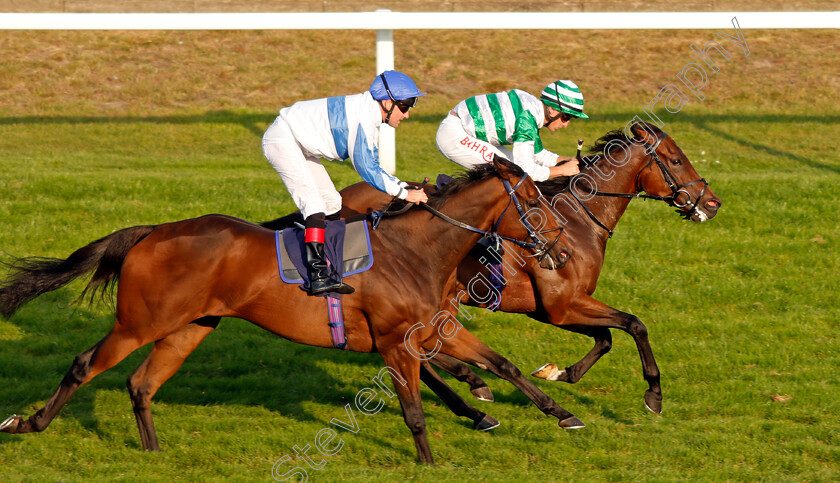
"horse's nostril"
559,250,570,259
706,199,720,209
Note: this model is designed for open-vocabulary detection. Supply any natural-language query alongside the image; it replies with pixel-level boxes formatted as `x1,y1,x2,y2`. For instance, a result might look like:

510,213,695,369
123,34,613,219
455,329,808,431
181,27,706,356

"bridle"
566,132,709,237
371,173,566,266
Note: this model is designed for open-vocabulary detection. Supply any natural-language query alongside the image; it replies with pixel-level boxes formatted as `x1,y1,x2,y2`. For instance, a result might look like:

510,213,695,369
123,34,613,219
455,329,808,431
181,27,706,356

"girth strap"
327,295,348,350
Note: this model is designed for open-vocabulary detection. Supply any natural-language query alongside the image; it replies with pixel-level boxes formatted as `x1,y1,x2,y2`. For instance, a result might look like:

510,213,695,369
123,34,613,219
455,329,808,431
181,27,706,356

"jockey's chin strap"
566,133,709,237
378,100,397,125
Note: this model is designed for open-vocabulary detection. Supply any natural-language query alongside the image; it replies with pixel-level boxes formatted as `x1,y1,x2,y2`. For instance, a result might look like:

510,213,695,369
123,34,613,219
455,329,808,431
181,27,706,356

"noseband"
566,133,709,237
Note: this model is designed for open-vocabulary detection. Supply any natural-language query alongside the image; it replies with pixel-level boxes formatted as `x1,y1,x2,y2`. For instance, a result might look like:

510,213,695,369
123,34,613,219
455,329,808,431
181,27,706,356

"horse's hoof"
531,363,566,382
473,414,500,431
0,415,21,433
471,385,494,402
645,390,663,414
559,416,585,429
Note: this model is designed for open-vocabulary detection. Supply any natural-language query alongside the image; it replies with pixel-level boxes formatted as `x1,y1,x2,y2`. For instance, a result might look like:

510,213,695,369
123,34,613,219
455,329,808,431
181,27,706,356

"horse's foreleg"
617,312,662,414
532,297,662,414
126,317,220,451
1,325,147,435
432,329,584,430
531,325,613,383
429,353,494,402
379,346,433,464
419,361,499,431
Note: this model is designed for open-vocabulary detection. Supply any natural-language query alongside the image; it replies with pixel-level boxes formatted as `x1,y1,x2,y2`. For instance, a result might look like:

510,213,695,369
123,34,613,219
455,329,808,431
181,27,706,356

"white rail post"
375,10,396,174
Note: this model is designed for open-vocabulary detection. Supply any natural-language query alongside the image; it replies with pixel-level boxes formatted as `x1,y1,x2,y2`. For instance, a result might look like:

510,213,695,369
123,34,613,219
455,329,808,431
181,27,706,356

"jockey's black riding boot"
304,241,354,295
303,214,354,296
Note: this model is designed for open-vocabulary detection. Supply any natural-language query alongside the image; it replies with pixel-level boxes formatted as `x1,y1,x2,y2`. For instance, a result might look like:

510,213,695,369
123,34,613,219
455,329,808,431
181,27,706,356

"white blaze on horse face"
695,209,709,223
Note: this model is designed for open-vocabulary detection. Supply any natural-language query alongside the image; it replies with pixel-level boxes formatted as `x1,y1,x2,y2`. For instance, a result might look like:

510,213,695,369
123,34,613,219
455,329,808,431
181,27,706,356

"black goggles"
379,73,417,113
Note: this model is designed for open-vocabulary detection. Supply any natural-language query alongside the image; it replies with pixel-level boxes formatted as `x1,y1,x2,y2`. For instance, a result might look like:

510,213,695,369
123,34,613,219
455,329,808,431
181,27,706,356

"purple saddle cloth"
275,219,374,285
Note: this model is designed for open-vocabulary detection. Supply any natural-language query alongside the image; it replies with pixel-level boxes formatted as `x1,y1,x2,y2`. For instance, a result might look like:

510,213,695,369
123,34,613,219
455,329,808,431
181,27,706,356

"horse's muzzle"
691,198,722,223
540,248,571,270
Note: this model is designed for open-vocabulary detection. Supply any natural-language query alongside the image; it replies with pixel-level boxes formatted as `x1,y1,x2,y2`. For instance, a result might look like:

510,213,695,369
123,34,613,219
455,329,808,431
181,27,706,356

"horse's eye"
528,199,541,208
671,158,683,166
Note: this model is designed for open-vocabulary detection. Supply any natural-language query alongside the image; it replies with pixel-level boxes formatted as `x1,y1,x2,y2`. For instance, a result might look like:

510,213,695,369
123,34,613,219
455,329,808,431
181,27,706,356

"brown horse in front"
276,123,722,415
0,159,581,464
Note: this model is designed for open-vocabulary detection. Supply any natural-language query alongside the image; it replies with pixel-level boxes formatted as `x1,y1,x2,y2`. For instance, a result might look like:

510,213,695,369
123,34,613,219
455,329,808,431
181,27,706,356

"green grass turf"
0,27,838,481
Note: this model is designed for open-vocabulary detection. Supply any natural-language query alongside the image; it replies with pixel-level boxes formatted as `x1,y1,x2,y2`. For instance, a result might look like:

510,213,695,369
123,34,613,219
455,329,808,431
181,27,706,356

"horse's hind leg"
126,317,220,451
419,361,499,431
1,324,148,435
429,353,495,402
432,328,585,429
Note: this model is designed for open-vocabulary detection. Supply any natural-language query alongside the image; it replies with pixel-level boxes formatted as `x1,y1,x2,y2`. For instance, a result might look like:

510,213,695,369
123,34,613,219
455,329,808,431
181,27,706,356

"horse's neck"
570,149,648,235
387,181,507,279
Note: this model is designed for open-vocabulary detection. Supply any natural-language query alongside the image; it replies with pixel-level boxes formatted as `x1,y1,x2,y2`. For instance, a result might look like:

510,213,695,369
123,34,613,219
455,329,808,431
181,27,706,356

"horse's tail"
0,224,157,319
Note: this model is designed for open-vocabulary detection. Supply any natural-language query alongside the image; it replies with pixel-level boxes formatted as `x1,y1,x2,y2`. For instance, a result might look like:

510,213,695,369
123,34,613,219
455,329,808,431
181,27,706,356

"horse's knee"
406,418,426,436
402,409,427,436
126,378,152,409
624,314,648,339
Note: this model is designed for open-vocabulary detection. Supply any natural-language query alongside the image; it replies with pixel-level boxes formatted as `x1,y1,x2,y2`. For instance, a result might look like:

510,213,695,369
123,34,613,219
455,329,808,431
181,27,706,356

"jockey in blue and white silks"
262,70,427,295
264,92,403,219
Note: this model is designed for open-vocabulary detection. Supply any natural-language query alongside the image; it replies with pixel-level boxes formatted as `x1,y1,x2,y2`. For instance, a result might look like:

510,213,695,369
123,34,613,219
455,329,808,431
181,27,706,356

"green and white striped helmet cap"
541,80,589,119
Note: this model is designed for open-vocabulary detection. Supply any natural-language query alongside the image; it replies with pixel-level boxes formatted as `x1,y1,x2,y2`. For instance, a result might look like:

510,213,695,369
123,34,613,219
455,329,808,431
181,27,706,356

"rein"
370,174,564,263
564,133,709,237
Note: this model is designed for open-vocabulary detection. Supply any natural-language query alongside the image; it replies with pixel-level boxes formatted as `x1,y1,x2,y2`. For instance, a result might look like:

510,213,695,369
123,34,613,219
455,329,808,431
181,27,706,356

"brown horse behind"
0,158,578,464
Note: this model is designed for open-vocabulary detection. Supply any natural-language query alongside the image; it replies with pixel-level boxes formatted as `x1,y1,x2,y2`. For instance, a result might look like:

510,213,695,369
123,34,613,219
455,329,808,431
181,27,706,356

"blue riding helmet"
369,70,426,106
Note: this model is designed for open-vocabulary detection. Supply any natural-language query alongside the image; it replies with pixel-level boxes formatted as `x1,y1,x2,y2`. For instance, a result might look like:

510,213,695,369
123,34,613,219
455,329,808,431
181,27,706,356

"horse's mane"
426,160,524,210
537,122,663,196
588,121,663,157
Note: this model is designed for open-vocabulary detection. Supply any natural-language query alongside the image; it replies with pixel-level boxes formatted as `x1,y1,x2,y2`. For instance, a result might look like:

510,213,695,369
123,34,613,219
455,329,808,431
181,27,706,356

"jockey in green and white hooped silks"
262,70,428,295
436,80,589,182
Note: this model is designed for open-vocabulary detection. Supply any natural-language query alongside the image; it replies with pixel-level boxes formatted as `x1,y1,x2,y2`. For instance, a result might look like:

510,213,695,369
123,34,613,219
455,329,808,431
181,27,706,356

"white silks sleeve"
512,141,551,182
534,148,560,167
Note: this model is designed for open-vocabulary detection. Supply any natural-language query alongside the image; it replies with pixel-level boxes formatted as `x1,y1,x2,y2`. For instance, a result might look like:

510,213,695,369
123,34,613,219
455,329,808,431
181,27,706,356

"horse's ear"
492,154,518,181
628,121,659,146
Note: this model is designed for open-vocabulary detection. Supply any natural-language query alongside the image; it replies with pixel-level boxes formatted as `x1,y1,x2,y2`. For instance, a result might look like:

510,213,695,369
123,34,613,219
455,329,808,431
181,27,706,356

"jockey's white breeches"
435,113,513,169
262,117,342,220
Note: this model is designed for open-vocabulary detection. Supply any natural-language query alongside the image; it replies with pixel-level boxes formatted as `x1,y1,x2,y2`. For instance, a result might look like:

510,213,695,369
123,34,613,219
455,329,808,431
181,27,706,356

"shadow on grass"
476,377,637,426
1,109,837,175
0,110,273,139
579,112,840,176
0,289,394,451
0,289,631,454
